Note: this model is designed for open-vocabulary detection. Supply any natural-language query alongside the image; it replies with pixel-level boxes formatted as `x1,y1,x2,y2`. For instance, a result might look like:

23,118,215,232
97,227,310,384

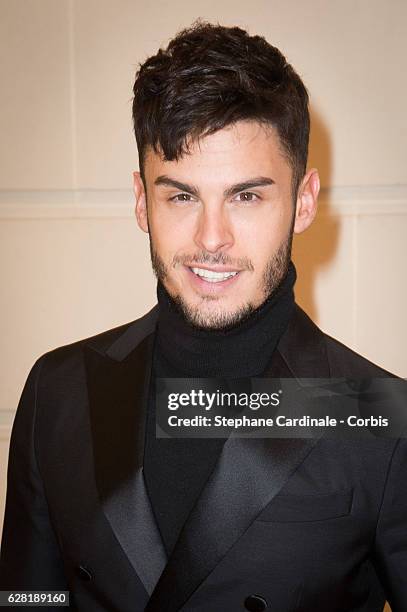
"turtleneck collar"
155,260,297,378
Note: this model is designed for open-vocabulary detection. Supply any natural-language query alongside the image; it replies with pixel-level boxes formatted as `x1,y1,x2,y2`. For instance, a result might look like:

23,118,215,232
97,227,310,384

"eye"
234,192,260,203
169,193,195,203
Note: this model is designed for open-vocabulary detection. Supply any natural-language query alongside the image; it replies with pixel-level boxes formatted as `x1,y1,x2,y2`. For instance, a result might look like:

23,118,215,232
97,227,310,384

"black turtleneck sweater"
143,261,297,557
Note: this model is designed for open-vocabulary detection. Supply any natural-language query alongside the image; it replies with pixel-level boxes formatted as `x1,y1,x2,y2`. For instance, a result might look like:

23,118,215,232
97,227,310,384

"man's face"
134,120,318,330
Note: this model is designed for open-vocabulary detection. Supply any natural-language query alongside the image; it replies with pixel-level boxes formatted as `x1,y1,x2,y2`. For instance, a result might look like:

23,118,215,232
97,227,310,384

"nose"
193,204,234,254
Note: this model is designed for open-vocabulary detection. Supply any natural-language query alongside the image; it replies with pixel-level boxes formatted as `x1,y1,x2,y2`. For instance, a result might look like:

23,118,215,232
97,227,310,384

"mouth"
185,265,242,290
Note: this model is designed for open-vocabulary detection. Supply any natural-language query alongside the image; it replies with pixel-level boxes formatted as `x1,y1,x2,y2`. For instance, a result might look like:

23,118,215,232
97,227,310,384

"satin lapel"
145,304,331,612
84,314,167,597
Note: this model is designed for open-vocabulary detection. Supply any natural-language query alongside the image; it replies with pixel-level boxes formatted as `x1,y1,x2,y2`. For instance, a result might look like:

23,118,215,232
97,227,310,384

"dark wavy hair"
132,20,310,199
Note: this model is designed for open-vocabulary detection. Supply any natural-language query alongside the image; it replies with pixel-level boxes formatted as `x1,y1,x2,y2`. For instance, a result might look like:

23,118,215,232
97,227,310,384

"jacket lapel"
145,305,332,612
84,302,331,612
83,306,167,597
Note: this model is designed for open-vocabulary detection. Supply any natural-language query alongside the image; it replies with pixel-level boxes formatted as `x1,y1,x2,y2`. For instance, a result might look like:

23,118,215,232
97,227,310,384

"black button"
76,565,92,581
244,594,268,611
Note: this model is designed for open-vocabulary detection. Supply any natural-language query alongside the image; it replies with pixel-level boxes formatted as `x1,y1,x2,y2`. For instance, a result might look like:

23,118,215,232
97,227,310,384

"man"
0,20,406,612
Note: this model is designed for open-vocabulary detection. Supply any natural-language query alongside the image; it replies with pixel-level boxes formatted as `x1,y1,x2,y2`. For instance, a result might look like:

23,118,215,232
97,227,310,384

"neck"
155,261,297,378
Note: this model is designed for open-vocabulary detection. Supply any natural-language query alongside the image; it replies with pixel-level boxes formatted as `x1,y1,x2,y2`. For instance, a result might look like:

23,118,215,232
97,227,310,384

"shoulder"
285,304,397,379
323,331,395,378
34,304,159,378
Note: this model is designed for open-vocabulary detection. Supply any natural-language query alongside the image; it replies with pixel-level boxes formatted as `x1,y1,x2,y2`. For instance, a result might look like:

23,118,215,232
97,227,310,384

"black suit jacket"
0,303,406,611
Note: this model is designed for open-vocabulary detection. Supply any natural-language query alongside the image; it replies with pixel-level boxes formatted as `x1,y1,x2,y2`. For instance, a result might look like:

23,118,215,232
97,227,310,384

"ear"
133,171,149,233
293,168,320,234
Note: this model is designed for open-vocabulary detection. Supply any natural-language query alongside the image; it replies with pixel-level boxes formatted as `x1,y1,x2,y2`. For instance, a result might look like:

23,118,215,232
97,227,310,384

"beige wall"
0,3,406,602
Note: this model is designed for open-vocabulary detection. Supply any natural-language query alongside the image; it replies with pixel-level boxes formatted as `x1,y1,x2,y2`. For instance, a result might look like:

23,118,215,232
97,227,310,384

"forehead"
143,120,291,182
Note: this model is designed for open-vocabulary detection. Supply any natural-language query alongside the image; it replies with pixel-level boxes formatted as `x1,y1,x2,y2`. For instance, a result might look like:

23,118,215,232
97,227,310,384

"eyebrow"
154,175,275,198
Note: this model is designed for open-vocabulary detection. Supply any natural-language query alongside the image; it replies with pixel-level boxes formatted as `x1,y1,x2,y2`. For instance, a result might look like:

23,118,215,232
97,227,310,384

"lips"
190,266,239,283
185,265,241,290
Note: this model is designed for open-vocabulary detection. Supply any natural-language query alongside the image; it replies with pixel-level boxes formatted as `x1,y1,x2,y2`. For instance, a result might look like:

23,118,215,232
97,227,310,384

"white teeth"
191,267,238,282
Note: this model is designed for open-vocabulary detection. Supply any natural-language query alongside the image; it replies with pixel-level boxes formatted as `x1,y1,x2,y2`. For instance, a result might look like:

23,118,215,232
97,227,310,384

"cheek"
234,208,287,251
151,234,180,264
150,216,199,268
149,207,184,251
151,223,171,246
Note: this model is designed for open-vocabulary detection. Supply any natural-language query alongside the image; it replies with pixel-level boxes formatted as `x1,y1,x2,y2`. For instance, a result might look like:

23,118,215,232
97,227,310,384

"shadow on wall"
293,110,393,612
292,106,339,323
